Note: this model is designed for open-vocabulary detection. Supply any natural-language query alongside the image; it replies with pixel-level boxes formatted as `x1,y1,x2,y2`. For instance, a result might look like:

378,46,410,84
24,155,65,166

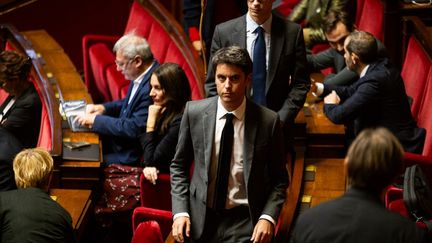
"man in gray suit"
171,46,288,243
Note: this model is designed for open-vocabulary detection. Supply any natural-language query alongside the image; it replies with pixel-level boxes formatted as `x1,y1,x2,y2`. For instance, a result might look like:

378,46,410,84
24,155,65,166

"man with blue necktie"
76,33,159,165
205,0,309,153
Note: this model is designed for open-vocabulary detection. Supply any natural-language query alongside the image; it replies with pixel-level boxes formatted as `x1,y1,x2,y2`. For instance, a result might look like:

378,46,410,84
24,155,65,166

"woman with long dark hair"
140,63,191,184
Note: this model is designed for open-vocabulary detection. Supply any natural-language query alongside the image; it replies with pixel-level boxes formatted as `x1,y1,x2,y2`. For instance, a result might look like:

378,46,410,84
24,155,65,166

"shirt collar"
216,97,246,122
246,13,272,34
133,61,155,84
359,64,370,78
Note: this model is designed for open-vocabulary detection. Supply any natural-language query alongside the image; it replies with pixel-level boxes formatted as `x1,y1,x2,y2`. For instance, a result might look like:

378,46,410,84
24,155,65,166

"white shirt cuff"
312,83,324,97
173,212,190,220
259,214,276,226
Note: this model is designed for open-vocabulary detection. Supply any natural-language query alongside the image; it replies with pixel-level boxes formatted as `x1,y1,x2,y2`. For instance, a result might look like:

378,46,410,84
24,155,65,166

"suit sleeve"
204,25,222,97
170,103,194,215
324,79,380,124
92,95,149,139
307,49,337,72
140,116,181,172
324,67,359,86
278,24,310,124
262,117,289,220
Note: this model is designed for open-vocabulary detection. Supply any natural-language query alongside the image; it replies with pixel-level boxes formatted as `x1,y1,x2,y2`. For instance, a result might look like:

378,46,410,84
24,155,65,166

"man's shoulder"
272,13,301,31
247,100,279,120
186,97,217,111
216,15,244,31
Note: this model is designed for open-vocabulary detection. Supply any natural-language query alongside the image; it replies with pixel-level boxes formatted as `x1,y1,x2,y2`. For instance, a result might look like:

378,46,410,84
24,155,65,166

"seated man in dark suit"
171,46,288,243
0,128,22,191
76,33,159,165
313,31,425,154
307,10,387,86
0,148,76,242
0,50,41,148
290,127,428,243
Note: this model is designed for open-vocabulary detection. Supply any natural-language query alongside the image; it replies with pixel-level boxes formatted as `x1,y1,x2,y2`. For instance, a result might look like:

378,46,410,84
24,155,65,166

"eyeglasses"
115,59,133,68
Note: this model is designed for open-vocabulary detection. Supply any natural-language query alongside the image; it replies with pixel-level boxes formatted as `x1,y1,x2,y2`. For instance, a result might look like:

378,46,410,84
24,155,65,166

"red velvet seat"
131,220,164,243
132,207,173,240
415,69,432,157
401,36,432,119
357,0,384,41
140,173,172,211
385,186,429,230
82,0,204,104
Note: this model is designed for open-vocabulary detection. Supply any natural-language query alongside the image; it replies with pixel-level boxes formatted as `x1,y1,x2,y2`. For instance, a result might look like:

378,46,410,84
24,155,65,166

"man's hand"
192,40,203,54
74,113,96,128
143,166,159,185
324,90,340,104
85,104,105,115
251,219,274,243
172,216,191,243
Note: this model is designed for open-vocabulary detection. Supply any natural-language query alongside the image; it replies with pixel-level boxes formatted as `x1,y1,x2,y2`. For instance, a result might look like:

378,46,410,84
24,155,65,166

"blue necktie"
253,26,266,105
214,113,234,211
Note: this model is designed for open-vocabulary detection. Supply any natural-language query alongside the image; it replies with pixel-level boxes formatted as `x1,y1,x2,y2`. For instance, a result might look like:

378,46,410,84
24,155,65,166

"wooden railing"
0,23,62,157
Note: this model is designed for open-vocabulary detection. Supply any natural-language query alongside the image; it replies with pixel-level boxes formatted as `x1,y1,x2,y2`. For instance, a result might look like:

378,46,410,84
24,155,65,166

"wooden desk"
22,29,102,189
303,73,345,158
50,189,92,241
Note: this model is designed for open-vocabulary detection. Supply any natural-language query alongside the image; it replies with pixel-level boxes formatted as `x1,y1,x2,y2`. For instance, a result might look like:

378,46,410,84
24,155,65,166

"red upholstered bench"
82,0,204,103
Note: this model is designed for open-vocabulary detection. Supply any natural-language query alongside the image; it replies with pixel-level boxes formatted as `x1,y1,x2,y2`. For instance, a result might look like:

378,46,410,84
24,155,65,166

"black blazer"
0,85,41,148
0,128,22,191
323,58,425,154
205,14,310,125
290,188,428,243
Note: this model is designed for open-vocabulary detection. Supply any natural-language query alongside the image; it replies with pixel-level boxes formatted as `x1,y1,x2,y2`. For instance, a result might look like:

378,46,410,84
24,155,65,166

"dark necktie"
252,26,266,105
214,113,234,211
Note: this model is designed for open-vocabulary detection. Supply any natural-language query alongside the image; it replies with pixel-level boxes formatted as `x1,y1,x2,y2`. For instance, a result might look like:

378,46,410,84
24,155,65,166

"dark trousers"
193,206,253,243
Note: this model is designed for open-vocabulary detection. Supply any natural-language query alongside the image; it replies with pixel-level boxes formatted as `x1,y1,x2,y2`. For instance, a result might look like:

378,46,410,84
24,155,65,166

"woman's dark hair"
0,51,32,81
153,63,191,134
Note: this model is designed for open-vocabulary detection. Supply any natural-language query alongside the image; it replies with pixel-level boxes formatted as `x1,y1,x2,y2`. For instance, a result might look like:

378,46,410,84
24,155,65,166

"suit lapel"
231,16,247,48
243,100,257,184
203,97,217,172
123,62,159,115
268,15,283,93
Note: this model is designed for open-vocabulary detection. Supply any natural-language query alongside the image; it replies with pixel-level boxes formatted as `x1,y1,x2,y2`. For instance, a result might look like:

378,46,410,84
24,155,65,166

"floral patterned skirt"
95,164,143,227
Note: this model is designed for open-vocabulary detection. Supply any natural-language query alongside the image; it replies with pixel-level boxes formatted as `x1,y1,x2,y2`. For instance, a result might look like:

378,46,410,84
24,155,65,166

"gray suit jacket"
205,14,309,125
170,97,288,240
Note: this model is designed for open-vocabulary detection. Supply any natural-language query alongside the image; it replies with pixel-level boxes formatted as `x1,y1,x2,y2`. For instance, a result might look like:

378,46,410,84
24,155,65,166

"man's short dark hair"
211,46,252,76
322,10,355,35
346,31,378,64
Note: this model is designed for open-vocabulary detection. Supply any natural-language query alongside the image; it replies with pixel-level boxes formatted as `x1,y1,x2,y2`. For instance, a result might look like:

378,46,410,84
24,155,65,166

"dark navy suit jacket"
92,61,159,165
290,188,428,243
323,58,425,154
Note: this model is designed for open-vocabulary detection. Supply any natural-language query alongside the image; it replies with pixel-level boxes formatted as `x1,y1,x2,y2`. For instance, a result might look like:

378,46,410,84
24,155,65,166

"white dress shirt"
246,13,272,71
128,62,155,104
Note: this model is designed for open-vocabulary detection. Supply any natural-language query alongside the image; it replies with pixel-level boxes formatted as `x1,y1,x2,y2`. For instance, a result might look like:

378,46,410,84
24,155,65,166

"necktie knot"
225,113,234,123
255,26,264,35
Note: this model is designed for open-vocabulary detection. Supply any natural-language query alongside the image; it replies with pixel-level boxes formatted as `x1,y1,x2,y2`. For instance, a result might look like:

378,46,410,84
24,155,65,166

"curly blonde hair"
13,148,53,189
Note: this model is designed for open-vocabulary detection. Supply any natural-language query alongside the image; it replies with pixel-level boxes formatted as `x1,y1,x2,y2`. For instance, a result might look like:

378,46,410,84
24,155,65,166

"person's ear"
351,53,360,65
134,55,143,67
